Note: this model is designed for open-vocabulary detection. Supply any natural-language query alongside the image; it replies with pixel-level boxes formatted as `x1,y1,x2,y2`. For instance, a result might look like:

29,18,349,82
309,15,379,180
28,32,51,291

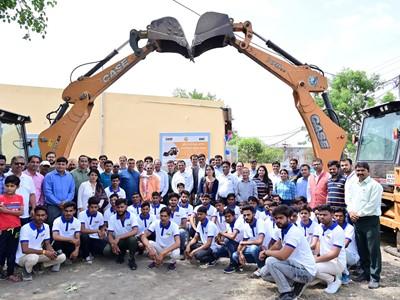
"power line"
171,0,200,16
367,55,400,73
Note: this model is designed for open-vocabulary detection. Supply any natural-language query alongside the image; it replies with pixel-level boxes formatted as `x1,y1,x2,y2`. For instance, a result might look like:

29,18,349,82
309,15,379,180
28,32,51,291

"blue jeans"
214,239,239,265
179,229,188,255
232,244,264,268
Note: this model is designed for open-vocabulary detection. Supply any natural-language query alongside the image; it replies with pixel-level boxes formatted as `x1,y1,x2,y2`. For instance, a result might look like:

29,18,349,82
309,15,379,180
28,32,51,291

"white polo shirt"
16,222,50,262
105,186,126,199
150,203,166,219
341,222,360,261
228,218,244,242
127,204,142,218
136,213,156,235
108,211,138,238
262,217,277,248
78,210,104,239
216,211,226,232
103,207,116,224
170,206,187,226
279,223,317,276
178,202,193,217
315,222,346,267
225,205,241,219
194,204,217,221
243,219,266,241
52,216,81,238
257,210,272,222
196,219,219,250
299,219,319,244
148,219,180,248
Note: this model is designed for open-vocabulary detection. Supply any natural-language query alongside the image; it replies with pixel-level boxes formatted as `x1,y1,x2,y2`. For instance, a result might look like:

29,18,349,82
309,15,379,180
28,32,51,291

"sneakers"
85,256,93,265
22,268,33,281
293,282,307,298
224,265,236,274
128,259,137,270
116,255,124,264
148,262,156,269
324,276,342,294
249,269,261,279
200,260,217,269
168,262,176,271
278,292,297,300
341,273,351,285
51,263,61,272
353,272,369,282
368,279,379,289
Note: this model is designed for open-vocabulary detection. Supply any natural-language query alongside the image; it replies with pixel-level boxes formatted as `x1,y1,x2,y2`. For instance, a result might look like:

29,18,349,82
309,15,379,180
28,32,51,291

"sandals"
7,274,22,282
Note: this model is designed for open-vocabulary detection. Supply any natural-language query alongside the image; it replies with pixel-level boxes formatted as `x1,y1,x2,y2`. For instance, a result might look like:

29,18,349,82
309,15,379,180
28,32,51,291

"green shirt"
71,168,89,194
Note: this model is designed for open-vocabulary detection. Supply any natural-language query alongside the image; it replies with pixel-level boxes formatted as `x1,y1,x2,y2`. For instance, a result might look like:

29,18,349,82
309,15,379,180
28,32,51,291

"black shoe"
116,255,124,264
353,273,369,282
277,291,296,300
128,259,137,270
293,281,307,297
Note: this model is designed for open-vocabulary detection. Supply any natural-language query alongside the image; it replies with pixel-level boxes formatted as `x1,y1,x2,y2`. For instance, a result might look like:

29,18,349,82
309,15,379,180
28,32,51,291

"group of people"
0,152,383,300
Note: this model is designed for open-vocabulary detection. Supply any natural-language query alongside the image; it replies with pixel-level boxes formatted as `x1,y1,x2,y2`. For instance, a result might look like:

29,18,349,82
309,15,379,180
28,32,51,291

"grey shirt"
236,179,258,202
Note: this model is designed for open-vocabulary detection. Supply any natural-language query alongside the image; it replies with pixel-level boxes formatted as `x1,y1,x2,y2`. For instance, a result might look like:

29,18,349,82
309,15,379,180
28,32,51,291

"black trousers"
190,243,215,263
80,234,107,258
0,228,20,276
53,240,76,258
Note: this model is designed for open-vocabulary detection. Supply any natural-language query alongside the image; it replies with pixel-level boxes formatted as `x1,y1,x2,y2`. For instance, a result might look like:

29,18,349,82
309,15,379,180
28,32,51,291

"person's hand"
239,253,246,265
71,238,80,247
349,211,359,223
44,250,57,260
155,254,163,266
184,247,192,259
259,250,267,261
148,247,157,259
111,244,120,255
58,202,65,210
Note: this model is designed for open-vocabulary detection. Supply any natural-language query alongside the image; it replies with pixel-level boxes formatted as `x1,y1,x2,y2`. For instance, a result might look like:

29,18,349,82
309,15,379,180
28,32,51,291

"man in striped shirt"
327,160,346,209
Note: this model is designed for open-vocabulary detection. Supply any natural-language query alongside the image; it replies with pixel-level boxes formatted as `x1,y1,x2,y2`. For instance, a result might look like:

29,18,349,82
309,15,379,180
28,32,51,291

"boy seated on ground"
141,207,180,270
185,206,219,268
104,198,139,270
52,202,81,262
334,207,360,284
259,205,316,300
313,204,346,294
78,197,107,264
168,193,188,256
231,205,266,276
16,206,66,281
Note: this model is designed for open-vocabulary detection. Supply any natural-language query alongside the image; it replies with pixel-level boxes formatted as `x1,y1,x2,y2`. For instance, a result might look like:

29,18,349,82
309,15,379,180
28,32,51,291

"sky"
1,0,399,146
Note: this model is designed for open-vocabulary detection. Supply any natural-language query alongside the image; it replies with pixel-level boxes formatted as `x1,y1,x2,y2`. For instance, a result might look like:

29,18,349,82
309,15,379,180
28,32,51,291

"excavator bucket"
147,17,191,59
191,12,234,58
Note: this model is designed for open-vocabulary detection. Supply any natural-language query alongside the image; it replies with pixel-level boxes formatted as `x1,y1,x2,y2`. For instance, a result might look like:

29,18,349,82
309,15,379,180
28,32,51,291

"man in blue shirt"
119,158,140,205
100,160,113,188
296,164,311,200
43,157,75,226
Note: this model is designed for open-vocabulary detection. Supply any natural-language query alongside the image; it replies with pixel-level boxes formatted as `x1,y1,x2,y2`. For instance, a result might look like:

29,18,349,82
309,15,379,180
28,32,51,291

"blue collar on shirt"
281,223,293,240
218,211,224,223
201,218,209,234
61,215,74,231
133,203,141,214
160,221,171,236
29,221,45,239
203,203,211,210
110,207,115,213
300,219,313,229
152,203,160,215
109,186,120,193
249,219,257,237
171,206,179,218
322,221,338,235
86,210,97,225
229,219,236,231
140,213,150,227
340,221,348,230
179,202,189,209
264,210,271,217
116,211,131,226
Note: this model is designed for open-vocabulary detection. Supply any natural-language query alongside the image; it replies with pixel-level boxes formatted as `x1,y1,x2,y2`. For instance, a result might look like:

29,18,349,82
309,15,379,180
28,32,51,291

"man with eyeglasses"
5,156,36,225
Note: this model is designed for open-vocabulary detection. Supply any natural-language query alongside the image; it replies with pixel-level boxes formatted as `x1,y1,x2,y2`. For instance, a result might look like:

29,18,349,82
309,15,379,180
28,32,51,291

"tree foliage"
173,88,217,100
229,136,283,163
0,0,57,40
316,68,396,153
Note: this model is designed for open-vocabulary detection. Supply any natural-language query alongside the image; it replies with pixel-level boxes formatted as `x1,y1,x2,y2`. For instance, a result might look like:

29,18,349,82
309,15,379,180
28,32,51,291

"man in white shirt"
52,202,81,262
78,197,107,264
249,159,257,179
171,160,194,193
105,174,126,199
168,193,188,255
270,161,281,188
231,205,265,273
141,207,181,270
345,162,383,289
314,204,346,294
154,159,169,202
334,207,359,285
190,193,217,231
185,206,219,268
6,156,36,225
149,192,166,219
104,198,139,270
216,161,238,204
260,205,316,299
16,206,66,281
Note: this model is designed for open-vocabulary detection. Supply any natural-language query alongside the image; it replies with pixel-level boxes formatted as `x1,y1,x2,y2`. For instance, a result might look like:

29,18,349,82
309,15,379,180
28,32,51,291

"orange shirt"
0,194,23,230
139,175,160,201
309,171,329,209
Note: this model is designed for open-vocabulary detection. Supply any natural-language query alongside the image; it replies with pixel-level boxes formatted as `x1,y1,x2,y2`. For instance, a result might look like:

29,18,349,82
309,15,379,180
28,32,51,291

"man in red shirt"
0,175,24,281
309,158,330,209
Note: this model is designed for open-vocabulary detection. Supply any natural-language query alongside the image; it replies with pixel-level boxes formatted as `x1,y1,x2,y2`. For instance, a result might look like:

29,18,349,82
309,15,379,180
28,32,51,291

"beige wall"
0,84,226,161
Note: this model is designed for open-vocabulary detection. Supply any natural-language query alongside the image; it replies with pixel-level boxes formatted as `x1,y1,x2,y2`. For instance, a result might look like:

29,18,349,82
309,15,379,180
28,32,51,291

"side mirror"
191,12,234,58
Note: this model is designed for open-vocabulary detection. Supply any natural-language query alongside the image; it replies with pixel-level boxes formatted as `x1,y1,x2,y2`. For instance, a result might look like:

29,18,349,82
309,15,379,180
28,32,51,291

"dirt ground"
1,235,399,300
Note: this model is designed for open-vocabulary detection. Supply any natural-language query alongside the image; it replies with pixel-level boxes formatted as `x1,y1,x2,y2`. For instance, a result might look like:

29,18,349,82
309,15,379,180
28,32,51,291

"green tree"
316,68,395,153
173,88,217,100
232,136,283,163
1,0,57,40
382,91,396,103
